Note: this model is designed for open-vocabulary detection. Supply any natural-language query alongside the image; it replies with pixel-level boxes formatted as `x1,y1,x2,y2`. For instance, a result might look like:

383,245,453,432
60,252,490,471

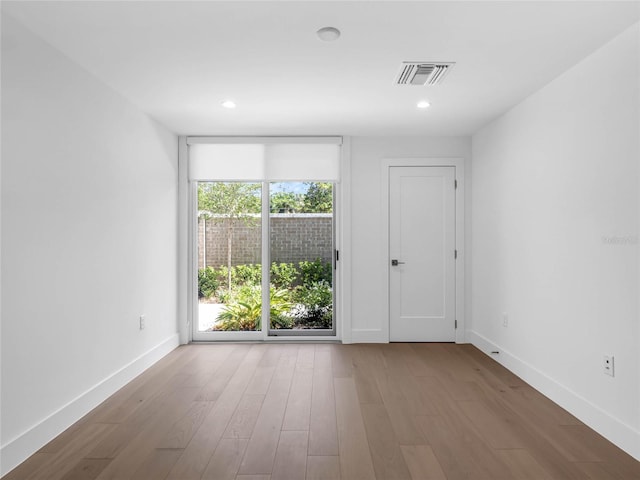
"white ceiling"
3,1,639,136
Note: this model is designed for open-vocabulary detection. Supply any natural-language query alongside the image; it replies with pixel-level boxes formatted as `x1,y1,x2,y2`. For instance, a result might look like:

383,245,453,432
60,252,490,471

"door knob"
391,259,405,266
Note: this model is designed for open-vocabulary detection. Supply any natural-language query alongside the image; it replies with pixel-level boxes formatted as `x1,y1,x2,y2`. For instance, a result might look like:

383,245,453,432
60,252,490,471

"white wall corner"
0,334,180,476
468,330,640,461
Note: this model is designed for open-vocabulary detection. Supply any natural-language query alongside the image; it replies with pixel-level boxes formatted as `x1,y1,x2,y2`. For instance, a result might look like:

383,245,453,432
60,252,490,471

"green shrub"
198,267,220,299
292,280,333,328
270,262,298,289
216,285,261,330
216,300,261,331
232,264,262,286
210,261,330,295
269,288,295,329
217,288,232,304
217,265,230,290
212,264,260,292
298,259,332,286
215,286,294,331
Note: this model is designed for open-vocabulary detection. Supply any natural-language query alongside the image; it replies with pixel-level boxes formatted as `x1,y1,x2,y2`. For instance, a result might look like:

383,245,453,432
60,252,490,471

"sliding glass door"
188,138,341,341
268,182,334,335
194,181,335,339
195,181,263,340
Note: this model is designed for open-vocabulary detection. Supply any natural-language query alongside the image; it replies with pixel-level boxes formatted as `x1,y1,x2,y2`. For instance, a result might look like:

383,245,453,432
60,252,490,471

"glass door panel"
196,181,262,336
268,182,335,335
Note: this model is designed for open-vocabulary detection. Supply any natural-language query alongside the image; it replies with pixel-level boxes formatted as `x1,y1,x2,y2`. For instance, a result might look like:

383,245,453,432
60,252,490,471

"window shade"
188,138,341,181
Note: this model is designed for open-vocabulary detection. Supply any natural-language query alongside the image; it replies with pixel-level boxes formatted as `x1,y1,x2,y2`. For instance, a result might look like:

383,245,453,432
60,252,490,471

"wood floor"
6,343,640,480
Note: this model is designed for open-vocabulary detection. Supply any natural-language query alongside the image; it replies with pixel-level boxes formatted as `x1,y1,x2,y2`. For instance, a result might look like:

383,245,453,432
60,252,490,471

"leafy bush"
268,288,294,329
202,261,331,297
298,259,332,286
198,267,220,299
270,262,298,289
205,260,334,330
232,264,262,286
216,265,230,290
216,300,261,331
217,288,232,304
209,264,260,293
215,286,293,331
292,280,333,328
216,285,261,330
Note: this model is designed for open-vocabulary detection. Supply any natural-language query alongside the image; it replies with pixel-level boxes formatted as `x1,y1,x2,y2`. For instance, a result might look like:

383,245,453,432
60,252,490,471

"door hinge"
454,179,458,189
334,249,339,269
454,249,458,259
455,319,458,329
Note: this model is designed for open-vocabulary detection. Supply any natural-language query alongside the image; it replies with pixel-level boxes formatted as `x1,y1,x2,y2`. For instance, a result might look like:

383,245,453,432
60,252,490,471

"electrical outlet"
603,355,614,377
502,312,508,327
139,315,146,330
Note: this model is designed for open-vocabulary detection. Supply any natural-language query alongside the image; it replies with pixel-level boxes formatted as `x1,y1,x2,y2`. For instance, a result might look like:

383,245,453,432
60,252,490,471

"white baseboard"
350,329,387,343
467,330,640,461
0,333,180,477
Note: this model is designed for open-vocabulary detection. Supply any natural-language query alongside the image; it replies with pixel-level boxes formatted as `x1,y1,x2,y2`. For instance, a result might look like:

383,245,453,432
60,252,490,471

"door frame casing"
381,157,465,344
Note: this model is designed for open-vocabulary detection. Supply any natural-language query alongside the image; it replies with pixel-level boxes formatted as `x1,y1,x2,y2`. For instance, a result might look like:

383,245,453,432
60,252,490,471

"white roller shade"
264,144,340,180
188,138,341,181
189,144,265,180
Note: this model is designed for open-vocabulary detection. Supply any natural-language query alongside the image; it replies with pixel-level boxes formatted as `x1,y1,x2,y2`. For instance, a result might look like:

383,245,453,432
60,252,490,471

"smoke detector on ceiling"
395,62,455,86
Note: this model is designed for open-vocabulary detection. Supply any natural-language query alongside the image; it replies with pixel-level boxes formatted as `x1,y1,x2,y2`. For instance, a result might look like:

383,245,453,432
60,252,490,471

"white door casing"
389,166,456,342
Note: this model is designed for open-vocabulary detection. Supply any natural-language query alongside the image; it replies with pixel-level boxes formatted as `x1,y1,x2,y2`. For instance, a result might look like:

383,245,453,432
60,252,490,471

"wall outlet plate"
502,312,508,327
139,315,146,330
603,355,614,377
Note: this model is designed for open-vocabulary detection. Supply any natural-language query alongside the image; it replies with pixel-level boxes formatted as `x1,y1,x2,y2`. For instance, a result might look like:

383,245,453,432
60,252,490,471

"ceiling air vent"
395,62,455,86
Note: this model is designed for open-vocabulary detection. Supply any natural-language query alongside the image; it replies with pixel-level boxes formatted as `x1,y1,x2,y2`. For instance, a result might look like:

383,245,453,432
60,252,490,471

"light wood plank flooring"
5,343,640,480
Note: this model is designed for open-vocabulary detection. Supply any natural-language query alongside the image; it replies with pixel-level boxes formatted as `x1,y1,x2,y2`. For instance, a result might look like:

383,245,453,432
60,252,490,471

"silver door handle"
391,259,405,266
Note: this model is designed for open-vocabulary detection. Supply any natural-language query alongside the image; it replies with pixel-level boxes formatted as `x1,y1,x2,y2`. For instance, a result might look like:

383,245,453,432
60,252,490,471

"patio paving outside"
198,303,225,331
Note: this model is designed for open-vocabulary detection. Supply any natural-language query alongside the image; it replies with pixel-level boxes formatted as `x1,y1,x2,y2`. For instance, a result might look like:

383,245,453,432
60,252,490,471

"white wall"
347,136,471,343
1,14,179,474
471,23,640,459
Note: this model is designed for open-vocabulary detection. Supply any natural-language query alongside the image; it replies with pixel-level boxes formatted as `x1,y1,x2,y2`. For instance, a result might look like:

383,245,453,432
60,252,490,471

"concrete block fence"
198,214,333,269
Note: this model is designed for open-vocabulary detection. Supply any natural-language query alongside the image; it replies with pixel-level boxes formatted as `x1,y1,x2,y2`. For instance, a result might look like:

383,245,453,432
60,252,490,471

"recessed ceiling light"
221,100,236,109
417,100,431,109
317,27,341,42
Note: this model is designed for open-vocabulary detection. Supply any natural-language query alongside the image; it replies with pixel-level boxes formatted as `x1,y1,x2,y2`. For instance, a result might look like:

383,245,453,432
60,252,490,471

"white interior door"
389,166,456,342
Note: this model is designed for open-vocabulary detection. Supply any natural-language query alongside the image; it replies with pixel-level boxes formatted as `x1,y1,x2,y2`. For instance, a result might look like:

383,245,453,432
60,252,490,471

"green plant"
215,286,294,331
232,264,262,286
217,288,232,304
270,262,298,289
198,182,261,292
272,288,293,311
216,285,261,330
292,280,333,328
297,259,332,286
302,182,333,213
216,299,262,331
270,191,304,213
269,288,295,329
198,266,220,299
212,264,260,293
216,265,230,290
